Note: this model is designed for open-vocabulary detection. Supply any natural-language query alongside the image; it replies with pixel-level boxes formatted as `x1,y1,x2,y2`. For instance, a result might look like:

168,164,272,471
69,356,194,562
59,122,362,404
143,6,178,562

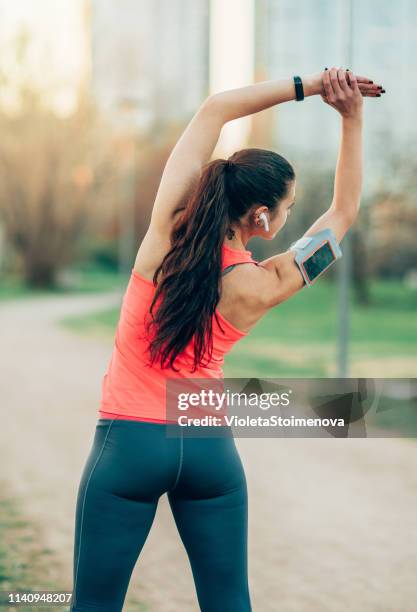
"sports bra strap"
221,264,237,276
221,261,259,276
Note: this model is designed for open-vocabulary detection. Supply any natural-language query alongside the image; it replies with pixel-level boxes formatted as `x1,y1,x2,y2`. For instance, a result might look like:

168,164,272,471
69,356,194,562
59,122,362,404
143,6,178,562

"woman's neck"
223,228,250,251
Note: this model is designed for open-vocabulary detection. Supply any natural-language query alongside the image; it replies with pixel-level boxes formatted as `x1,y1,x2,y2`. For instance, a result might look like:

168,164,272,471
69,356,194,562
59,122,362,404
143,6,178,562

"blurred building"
89,0,210,133
256,0,417,191
255,0,341,154
87,0,417,189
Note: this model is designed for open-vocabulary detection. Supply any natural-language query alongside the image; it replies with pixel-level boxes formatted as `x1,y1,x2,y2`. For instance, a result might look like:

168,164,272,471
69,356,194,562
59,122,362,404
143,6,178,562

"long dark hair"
144,147,295,372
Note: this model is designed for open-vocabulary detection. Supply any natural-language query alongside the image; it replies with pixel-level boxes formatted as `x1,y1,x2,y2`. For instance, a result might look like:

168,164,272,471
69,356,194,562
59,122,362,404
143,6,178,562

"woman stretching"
71,67,383,611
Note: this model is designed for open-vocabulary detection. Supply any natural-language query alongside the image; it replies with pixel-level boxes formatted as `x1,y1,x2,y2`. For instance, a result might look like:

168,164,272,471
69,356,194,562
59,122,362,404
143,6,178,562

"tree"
0,33,117,288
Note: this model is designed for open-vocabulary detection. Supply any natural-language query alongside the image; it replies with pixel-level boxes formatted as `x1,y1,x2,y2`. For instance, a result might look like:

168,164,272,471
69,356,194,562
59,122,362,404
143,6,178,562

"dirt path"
1,291,417,612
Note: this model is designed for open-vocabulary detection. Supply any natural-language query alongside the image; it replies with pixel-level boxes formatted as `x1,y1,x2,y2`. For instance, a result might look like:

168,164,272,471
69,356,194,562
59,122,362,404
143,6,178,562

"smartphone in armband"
289,228,343,287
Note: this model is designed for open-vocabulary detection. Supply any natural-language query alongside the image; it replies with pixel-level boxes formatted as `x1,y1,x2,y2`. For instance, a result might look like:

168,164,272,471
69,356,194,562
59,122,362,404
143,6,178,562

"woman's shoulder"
218,261,277,332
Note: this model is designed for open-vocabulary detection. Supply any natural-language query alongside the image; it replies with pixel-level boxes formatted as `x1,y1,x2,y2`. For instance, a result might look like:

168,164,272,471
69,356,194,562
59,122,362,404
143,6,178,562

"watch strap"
293,75,304,101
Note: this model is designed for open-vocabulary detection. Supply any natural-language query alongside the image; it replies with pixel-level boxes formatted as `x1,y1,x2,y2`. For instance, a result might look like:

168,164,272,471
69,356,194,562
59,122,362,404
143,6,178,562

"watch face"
303,242,335,282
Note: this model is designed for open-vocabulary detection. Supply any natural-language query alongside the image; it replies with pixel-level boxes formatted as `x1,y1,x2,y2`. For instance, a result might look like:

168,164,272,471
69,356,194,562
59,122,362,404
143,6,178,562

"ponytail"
144,147,295,372
145,159,231,372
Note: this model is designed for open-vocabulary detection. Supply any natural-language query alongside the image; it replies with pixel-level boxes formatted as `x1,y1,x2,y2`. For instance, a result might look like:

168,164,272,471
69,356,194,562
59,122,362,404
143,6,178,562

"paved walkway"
1,291,417,611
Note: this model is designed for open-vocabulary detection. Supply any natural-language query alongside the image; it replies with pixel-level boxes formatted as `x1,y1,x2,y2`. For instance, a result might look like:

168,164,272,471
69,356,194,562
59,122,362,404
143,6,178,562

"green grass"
61,278,417,377
62,306,120,341
243,278,417,346
0,492,67,611
0,263,127,301
0,489,148,611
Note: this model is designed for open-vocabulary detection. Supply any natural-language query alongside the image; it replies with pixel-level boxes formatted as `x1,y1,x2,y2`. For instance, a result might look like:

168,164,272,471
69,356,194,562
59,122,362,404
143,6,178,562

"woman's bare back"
134,224,270,335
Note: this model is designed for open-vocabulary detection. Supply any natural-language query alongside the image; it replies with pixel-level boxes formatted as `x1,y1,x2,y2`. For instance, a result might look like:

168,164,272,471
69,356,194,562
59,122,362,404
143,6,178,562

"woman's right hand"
321,67,363,120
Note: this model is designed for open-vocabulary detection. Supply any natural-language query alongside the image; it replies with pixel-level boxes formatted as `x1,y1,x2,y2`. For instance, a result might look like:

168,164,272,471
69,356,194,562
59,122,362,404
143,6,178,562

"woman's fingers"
358,83,382,92
337,67,351,95
355,74,380,85
357,87,384,97
329,66,343,97
325,68,383,88
346,70,364,94
355,79,384,95
345,71,384,91
348,71,361,95
321,67,383,111
363,90,382,97
361,83,383,91
322,68,334,101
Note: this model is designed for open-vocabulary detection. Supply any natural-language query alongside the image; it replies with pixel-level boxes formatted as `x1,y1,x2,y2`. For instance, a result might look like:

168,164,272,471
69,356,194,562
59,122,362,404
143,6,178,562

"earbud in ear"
259,212,270,232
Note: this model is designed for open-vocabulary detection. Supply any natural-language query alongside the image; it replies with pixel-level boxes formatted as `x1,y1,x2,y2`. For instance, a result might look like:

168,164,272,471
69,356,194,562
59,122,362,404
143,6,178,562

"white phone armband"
289,228,342,287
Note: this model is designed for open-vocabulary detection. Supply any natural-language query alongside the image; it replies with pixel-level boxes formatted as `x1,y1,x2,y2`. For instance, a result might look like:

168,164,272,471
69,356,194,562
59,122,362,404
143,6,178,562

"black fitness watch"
293,75,304,101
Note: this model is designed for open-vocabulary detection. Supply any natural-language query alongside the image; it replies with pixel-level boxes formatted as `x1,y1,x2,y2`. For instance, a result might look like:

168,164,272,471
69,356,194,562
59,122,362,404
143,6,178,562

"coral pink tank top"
98,243,259,423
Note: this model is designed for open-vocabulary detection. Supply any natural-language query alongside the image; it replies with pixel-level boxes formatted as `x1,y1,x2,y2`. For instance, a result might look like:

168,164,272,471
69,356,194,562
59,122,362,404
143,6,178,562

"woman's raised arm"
149,69,380,238
257,68,365,307
208,69,381,124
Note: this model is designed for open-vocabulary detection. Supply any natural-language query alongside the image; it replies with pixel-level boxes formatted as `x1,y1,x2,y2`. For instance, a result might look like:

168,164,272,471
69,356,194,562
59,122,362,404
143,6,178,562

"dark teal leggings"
71,418,251,611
